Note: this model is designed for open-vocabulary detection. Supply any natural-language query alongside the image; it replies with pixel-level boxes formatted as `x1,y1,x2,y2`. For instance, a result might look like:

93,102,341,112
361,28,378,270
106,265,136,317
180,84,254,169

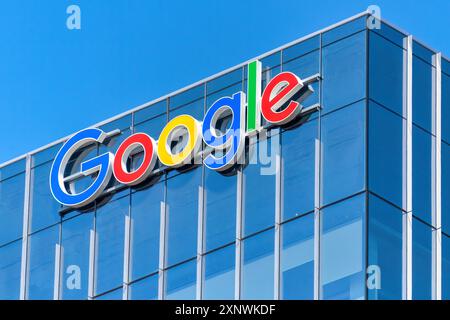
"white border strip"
19,155,31,300
402,35,413,301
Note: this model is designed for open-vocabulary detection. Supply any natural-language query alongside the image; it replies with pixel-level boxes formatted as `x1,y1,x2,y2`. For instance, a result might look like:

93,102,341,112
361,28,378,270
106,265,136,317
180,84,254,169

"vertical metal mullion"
53,243,62,300
402,35,413,301
19,154,31,300
196,183,205,300
274,132,282,300
158,193,167,300
235,167,243,300
432,52,442,300
122,212,131,300
88,203,97,300
313,32,323,301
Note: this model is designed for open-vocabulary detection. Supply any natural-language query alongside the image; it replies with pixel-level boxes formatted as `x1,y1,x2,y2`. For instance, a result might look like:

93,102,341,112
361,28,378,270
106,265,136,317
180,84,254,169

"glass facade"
0,13,448,300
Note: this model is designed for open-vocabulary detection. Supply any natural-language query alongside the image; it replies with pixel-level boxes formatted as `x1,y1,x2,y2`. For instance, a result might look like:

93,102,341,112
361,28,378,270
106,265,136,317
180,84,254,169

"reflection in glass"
30,162,61,232
281,120,317,221
28,225,59,300
130,183,164,281
368,195,403,300
368,102,403,208
166,168,201,266
165,259,196,300
0,174,24,245
61,213,92,300
204,169,236,252
203,244,235,300
242,136,277,237
321,101,365,206
95,196,128,295
241,228,274,299
322,31,366,113
281,214,314,300
0,239,22,299
412,218,432,300
320,194,365,300
129,274,158,300
369,31,404,116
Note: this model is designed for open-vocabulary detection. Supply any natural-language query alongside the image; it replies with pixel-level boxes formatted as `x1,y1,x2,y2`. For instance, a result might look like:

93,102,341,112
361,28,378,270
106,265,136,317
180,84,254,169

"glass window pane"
368,102,403,208
0,173,24,245
31,143,61,168
412,218,432,300
133,114,167,140
130,183,164,281
412,56,433,133
282,36,319,63
169,84,204,110
165,259,196,300
412,126,433,225
321,101,366,206
0,239,22,299
282,50,320,107
443,142,450,234
61,213,92,300
322,31,366,113
207,68,242,95
94,196,128,295
30,162,61,232
242,136,277,237
169,98,204,121
373,22,406,48
27,225,59,300
204,170,236,251
129,274,158,300
241,228,274,299
442,73,450,144
0,159,25,182
442,234,450,300
281,214,314,300
134,100,167,125
203,244,235,300
166,168,201,266
369,31,404,116
98,114,132,133
95,288,123,300
322,16,366,46
320,194,365,300
368,195,403,300
281,120,317,221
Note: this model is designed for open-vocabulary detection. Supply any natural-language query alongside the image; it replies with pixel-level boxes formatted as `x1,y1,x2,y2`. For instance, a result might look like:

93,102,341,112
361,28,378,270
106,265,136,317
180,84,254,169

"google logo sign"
50,60,315,208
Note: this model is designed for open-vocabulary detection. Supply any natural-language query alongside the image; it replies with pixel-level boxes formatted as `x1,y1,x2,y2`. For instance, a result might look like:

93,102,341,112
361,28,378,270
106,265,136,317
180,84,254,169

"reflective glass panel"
321,101,366,206
0,173,24,245
166,168,201,266
368,102,403,208
130,183,164,281
281,119,317,221
165,259,196,300
129,274,158,300
204,170,236,252
322,31,366,113
241,228,274,299
412,218,432,300
368,195,403,300
94,196,128,295
203,244,235,300
369,31,404,116
30,162,61,232
61,213,92,300
320,194,365,300
0,239,22,299
27,225,59,300
281,214,314,300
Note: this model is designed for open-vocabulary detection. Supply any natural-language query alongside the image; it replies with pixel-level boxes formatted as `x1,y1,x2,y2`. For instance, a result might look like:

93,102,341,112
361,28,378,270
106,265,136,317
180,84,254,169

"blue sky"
0,0,449,164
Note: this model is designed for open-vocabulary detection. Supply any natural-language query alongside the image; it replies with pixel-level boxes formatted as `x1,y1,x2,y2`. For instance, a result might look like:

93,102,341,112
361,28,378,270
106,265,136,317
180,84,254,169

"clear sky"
0,0,449,164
